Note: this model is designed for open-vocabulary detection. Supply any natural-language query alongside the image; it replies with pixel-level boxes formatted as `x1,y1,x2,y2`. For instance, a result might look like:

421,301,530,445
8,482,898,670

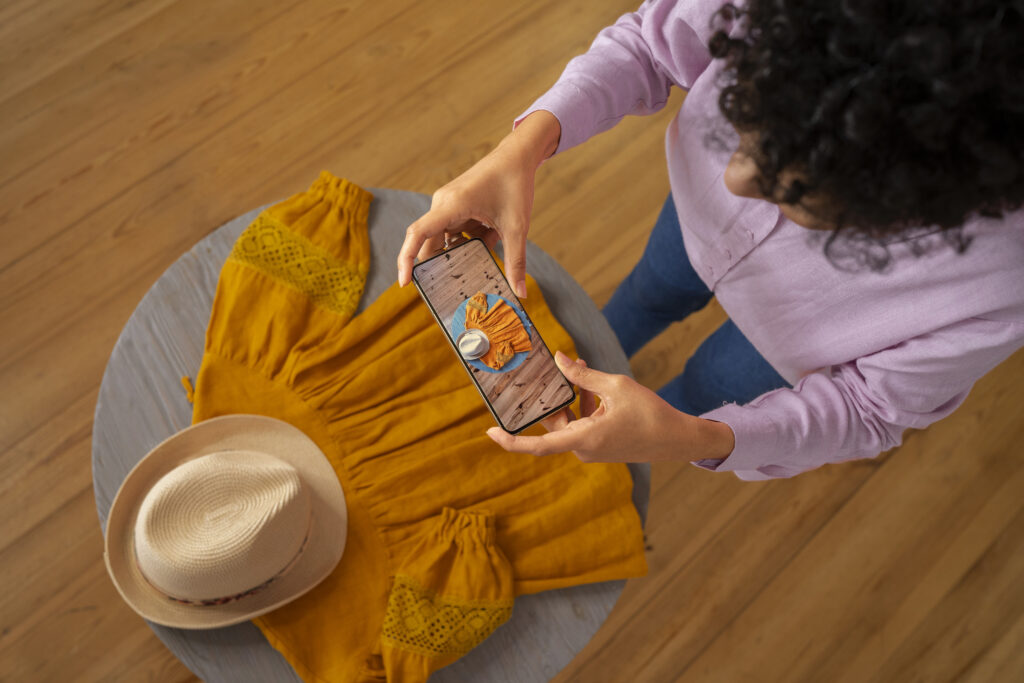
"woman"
397,0,1024,479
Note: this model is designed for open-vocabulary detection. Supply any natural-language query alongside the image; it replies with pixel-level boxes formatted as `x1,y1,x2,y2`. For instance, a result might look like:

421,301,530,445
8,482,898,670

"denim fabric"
602,194,791,415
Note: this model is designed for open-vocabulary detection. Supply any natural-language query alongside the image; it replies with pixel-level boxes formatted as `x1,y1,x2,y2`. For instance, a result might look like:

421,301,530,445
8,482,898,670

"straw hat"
103,414,347,629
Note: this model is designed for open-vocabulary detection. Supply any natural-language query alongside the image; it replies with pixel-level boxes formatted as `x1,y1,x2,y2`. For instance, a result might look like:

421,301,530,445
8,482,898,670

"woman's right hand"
397,110,561,299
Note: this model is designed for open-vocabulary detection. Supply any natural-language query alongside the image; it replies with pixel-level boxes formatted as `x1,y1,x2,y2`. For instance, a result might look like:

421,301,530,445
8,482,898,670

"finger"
500,224,529,298
540,409,568,432
540,406,575,433
461,221,502,250
579,387,599,418
448,221,484,249
481,230,501,250
398,211,453,286
576,360,599,417
456,219,486,239
417,234,446,262
554,351,617,394
486,424,586,456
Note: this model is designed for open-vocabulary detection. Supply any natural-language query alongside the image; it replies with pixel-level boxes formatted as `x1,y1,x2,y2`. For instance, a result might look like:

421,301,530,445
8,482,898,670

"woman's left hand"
486,351,736,463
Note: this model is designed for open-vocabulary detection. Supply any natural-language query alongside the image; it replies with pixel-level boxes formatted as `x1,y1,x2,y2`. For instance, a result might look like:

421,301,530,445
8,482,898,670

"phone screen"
412,238,576,433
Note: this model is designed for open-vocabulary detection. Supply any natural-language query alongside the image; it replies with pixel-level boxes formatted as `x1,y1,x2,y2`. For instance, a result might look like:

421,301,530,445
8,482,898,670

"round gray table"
92,188,650,683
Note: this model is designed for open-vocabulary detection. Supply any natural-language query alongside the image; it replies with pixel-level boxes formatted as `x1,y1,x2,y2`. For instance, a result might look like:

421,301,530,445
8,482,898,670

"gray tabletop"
92,188,650,683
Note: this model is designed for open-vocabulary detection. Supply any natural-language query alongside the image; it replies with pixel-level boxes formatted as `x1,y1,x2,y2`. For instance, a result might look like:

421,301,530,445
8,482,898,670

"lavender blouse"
516,0,1024,479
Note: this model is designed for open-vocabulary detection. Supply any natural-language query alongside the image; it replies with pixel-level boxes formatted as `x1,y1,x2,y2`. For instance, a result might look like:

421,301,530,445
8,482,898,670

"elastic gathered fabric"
192,172,647,682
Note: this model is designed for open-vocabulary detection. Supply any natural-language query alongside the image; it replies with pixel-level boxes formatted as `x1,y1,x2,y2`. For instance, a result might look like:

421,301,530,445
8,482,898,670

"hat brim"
104,414,347,629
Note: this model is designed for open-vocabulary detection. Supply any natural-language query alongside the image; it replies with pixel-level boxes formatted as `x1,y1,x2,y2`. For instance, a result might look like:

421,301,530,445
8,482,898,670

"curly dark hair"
709,0,1024,270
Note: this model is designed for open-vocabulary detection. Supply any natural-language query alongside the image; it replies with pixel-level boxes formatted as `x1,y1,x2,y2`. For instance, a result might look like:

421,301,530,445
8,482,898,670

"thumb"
554,351,614,393
501,225,529,299
398,210,452,286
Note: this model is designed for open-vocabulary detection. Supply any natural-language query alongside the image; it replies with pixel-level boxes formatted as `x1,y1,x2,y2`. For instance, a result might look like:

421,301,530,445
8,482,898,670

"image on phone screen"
412,239,576,434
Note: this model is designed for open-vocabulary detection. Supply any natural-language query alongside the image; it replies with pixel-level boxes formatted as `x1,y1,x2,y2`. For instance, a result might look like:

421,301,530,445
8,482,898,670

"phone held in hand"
411,238,576,434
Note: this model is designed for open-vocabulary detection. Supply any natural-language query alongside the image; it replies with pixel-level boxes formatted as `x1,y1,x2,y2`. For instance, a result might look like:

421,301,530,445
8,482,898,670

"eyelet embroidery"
229,211,365,318
381,574,513,658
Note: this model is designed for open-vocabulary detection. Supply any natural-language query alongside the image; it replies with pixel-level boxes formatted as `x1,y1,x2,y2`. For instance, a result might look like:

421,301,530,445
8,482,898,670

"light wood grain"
3,0,1023,681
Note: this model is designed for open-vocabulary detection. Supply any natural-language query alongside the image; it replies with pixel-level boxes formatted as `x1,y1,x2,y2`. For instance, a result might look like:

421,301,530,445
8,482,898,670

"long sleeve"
696,316,1024,480
515,0,720,154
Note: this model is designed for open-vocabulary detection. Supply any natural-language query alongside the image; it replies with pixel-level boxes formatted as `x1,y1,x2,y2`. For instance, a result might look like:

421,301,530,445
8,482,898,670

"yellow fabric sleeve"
234,170,371,321
377,508,514,682
204,171,372,380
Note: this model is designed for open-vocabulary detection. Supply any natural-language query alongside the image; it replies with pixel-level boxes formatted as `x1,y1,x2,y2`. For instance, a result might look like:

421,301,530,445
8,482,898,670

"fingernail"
554,350,570,367
516,280,527,298
486,427,501,440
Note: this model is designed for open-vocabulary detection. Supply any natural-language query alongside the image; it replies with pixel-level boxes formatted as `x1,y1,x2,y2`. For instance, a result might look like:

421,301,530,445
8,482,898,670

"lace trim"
381,574,513,658
229,212,365,317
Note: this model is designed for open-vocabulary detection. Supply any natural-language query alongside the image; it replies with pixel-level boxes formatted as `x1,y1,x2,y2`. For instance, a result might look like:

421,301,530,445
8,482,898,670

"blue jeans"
602,194,790,415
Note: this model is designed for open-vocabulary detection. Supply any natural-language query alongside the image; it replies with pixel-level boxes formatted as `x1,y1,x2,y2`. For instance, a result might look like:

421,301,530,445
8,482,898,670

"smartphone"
412,238,576,434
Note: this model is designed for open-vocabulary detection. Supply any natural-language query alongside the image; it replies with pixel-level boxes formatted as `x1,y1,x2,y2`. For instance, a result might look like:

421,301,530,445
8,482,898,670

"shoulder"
955,208,1024,322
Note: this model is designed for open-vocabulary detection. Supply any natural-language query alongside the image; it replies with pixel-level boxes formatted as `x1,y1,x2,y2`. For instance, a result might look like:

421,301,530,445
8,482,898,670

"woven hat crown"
134,450,312,602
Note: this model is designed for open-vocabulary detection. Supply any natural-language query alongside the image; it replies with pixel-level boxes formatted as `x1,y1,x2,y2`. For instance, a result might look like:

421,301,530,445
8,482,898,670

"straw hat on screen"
103,414,347,629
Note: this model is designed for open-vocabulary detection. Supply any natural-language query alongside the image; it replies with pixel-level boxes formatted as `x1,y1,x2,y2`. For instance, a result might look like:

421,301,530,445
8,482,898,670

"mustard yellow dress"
192,172,647,682
465,291,533,370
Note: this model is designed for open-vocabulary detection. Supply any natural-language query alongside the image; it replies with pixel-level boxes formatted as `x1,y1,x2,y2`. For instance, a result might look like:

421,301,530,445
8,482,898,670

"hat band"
135,520,313,607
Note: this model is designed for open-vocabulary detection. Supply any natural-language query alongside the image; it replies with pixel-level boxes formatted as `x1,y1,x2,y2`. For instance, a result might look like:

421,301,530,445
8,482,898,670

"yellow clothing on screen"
191,172,646,682
465,291,532,370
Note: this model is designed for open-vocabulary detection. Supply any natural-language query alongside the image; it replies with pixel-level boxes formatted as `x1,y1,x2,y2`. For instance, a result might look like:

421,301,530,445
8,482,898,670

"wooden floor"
2,0,1022,681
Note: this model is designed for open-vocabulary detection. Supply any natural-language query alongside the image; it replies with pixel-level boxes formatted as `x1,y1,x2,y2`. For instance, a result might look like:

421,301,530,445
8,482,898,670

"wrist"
698,418,736,460
506,110,561,169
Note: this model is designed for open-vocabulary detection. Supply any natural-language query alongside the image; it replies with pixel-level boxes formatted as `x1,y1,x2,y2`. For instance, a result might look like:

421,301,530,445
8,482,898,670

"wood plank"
667,353,1024,683
957,610,1024,683
0,0,184,101
875,506,1024,682
3,0,1024,680
0,389,96,552
835,462,1024,683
